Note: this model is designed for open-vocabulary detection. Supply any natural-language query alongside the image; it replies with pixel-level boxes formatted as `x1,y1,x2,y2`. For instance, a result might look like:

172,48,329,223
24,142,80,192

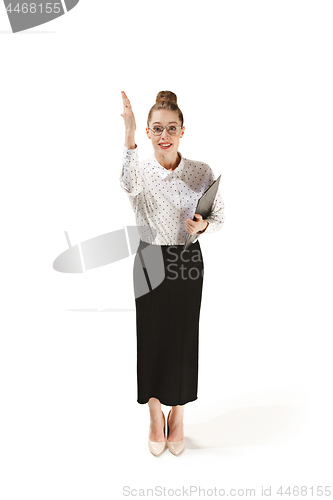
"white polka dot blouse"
120,144,225,245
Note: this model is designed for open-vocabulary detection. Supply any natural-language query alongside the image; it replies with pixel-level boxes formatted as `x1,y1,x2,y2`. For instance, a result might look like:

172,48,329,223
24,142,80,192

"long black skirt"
133,238,204,406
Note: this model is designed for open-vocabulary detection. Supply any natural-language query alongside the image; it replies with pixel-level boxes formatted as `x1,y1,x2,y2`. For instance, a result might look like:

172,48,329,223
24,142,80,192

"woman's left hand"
184,214,208,235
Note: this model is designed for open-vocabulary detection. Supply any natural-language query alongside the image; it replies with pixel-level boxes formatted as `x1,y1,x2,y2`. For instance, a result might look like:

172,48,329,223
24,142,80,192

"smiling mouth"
158,143,172,149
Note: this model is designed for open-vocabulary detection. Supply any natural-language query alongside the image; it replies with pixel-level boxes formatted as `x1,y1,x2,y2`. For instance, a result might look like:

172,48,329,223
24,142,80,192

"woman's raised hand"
121,91,136,134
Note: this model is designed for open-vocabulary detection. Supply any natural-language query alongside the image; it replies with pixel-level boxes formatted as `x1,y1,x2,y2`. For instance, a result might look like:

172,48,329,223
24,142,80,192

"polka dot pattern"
120,145,225,245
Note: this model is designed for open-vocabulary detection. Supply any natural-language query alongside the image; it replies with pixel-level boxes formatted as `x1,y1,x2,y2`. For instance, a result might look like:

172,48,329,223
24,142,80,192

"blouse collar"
150,151,185,181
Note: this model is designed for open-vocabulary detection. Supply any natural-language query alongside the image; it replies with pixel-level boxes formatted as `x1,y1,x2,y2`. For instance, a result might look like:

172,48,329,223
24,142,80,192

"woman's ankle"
148,398,163,422
170,405,184,420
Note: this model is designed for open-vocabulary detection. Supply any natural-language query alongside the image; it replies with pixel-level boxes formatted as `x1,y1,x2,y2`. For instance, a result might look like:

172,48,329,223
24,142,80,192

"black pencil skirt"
133,238,204,406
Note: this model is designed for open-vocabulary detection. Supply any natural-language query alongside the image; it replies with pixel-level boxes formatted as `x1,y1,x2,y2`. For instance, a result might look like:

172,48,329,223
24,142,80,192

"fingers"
121,90,131,108
184,220,195,234
185,215,204,235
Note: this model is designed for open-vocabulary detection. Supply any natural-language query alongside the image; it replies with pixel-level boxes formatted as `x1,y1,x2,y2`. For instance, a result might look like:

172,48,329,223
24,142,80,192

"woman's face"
146,109,185,156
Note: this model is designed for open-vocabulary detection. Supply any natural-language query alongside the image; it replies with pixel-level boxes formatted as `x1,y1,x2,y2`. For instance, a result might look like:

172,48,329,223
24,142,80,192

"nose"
161,127,170,140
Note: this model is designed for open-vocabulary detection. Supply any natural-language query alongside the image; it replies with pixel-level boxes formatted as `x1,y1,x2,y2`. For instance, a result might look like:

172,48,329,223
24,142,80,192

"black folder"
183,175,222,251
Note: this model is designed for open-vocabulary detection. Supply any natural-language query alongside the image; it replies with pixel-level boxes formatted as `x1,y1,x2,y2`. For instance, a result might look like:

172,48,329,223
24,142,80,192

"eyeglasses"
148,125,183,136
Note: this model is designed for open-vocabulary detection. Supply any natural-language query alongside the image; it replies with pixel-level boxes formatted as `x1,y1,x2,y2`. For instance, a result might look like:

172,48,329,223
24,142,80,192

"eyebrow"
152,121,179,125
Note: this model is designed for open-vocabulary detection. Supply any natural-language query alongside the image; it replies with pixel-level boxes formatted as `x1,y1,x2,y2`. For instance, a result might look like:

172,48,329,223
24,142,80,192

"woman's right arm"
119,91,144,196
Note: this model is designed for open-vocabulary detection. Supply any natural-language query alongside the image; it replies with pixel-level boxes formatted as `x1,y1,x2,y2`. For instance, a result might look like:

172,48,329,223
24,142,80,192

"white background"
1,1,332,498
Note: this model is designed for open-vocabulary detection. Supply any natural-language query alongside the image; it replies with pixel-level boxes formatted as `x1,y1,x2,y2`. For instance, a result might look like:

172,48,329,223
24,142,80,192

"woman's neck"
155,151,181,171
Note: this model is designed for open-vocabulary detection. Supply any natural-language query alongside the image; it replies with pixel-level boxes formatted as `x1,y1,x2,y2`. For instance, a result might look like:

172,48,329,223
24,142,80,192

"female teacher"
120,90,225,456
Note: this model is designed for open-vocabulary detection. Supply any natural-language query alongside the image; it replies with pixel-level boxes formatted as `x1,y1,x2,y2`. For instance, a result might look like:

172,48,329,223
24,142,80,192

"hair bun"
156,90,177,105
148,90,183,128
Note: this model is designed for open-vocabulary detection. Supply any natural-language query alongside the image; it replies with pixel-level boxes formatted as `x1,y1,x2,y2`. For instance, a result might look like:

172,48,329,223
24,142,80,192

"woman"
120,90,225,456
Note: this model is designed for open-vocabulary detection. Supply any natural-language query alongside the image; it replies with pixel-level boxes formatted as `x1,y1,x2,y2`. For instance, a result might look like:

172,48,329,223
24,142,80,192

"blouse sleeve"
119,144,144,196
197,165,225,235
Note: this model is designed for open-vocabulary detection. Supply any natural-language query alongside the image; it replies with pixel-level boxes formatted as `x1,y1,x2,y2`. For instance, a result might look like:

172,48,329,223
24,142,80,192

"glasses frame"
148,125,183,136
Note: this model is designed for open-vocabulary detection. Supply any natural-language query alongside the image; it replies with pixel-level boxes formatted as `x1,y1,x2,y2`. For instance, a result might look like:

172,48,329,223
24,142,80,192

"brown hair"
147,90,184,128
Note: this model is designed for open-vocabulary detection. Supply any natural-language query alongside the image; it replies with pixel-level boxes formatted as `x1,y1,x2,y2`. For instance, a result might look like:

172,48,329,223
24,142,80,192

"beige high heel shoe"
148,410,167,457
166,409,185,456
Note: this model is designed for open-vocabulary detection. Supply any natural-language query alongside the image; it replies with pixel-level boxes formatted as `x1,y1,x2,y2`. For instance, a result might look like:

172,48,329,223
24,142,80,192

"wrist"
125,140,136,150
125,130,135,138
125,131,135,146
197,220,209,234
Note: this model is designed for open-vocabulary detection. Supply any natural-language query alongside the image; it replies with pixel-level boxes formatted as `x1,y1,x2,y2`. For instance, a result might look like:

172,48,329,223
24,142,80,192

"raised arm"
121,91,136,149
119,91,144,196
